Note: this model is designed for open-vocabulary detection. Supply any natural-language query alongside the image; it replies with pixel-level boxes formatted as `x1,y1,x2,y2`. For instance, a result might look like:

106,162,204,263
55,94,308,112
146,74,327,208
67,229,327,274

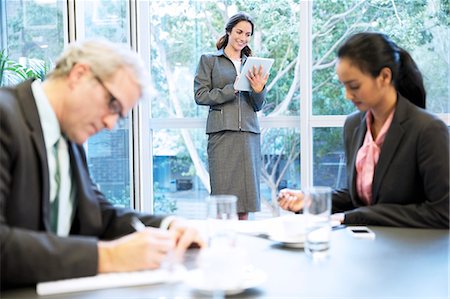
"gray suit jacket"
333,94,449,228
194,49,266,134
0,80,164,288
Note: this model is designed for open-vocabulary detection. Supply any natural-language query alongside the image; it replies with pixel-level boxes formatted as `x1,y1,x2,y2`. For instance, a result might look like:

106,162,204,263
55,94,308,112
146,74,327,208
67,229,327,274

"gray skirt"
207,131,261,213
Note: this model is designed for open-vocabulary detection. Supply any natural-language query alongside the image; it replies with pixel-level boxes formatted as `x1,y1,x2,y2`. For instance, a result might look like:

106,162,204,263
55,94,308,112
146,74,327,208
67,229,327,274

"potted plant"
0,49,50,87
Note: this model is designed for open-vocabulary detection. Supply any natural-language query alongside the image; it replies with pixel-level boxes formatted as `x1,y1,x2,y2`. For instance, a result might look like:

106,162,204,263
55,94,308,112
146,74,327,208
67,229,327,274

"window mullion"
300,0,313,189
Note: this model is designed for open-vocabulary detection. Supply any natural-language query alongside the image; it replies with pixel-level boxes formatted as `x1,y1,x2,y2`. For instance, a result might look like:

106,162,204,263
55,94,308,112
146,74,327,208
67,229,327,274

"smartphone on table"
346,226,376,239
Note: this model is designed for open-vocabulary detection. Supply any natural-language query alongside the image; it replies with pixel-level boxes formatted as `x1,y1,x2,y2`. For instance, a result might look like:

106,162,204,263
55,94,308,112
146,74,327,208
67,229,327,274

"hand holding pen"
131,217,205,269
97,218,176,274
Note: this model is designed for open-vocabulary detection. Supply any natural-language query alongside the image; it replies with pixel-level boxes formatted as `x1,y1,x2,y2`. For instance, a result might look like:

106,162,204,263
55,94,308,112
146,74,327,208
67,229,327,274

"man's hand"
168,218,206,257
277,188,304,213
97,227,176,273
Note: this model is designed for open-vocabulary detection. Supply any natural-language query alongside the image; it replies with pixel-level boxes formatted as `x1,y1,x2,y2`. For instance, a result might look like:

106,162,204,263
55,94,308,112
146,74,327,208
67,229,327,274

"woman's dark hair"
337,32,426,108
216,12,254,57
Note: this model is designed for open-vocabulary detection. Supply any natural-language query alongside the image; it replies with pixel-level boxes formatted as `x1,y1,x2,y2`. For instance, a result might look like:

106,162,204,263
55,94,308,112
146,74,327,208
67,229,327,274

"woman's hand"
246,65,269,93
277,188,304,213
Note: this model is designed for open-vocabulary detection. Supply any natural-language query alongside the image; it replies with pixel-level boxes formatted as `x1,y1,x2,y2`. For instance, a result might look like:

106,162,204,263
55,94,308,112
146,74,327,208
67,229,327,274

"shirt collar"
212,48,248,62
31,80,62,149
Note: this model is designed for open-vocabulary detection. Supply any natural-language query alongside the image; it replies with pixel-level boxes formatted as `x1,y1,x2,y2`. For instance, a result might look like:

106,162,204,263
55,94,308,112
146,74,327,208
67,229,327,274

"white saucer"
185,266,267,295
268,233,305,248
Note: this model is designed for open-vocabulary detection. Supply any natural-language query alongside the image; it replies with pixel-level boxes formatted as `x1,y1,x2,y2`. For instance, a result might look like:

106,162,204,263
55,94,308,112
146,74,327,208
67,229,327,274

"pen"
332,224,347,231
131,216,146,232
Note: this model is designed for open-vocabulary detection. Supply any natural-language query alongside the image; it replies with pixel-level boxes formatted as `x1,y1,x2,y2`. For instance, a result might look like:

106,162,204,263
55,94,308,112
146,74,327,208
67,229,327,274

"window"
144,1,302,218
75,0,132,208
2,0,448,218
143,0,449,219
311,0,449,188
1,0,65,86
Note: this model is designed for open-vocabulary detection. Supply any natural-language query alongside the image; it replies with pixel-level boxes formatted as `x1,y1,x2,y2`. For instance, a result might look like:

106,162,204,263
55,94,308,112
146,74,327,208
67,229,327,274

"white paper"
36,265,187,296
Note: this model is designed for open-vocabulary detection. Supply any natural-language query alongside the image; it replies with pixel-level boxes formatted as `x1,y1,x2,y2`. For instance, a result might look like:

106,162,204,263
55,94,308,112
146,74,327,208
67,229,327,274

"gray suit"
194,49,266,133
194,49,266,212
0,80,164,288
334,94,449,228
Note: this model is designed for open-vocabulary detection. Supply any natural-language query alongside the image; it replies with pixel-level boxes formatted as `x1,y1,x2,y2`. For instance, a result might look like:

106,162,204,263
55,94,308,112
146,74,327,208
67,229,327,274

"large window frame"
133,0,450,213
2,0,448,214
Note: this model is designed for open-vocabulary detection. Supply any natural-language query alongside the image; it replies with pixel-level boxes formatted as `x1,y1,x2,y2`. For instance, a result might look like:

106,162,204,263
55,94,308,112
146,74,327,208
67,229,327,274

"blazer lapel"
372,95,408,202
68,142,102,235
16,80,52,231
348,114,367,203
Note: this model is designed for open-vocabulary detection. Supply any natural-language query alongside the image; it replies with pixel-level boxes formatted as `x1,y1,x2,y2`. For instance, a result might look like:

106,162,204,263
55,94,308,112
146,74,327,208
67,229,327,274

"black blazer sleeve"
335,95,449,228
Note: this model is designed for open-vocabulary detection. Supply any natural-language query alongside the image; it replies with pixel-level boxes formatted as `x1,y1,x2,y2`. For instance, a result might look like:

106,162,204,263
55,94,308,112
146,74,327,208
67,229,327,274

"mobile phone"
346,226,376,239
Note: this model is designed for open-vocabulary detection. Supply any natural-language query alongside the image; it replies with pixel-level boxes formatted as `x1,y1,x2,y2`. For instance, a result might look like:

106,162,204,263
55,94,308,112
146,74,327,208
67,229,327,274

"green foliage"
6,1,64,62
0,49,50,86
153,182,178,214
103,186,131,208
154,194,178,214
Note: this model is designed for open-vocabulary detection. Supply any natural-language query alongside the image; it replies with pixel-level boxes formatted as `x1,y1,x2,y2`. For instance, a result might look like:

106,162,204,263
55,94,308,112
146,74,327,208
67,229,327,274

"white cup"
303,186,332,259
279,214,306,240
198,247,247,290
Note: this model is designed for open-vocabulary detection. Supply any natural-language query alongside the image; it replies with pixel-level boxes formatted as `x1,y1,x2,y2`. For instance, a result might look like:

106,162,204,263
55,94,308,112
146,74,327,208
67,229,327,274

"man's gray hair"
47,39,150,99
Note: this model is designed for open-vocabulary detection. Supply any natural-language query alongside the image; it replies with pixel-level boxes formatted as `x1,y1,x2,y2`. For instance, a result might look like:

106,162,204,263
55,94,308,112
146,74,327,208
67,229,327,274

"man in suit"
0,39,204,289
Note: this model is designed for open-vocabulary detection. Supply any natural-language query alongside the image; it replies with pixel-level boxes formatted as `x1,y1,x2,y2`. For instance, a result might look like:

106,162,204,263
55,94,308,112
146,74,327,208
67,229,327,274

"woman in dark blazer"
194,12,269,220
278,32,449,228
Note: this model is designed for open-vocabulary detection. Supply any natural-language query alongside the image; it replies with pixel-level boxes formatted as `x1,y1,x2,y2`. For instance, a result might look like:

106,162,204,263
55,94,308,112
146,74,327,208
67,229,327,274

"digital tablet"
234,57,274,91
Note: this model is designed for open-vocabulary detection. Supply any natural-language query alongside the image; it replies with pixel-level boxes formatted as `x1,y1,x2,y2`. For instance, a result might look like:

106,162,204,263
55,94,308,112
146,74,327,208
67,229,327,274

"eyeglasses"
94,76,125,119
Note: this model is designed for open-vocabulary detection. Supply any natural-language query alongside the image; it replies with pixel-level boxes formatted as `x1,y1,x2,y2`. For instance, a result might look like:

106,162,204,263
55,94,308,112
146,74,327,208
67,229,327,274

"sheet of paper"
233,215,341,236
36,265,187,296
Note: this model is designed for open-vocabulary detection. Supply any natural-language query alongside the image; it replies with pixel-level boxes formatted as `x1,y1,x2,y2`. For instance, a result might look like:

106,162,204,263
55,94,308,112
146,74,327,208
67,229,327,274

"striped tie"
50,138,61,233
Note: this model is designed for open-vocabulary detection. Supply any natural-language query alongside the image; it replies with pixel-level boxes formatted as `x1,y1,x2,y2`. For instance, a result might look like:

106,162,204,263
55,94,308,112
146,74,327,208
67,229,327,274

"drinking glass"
206,194,238,248
303,186,332,260
201,195,245,294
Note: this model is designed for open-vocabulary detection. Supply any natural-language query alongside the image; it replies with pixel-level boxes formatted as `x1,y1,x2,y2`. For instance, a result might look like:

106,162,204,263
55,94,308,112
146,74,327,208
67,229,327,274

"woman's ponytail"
396,48,426,108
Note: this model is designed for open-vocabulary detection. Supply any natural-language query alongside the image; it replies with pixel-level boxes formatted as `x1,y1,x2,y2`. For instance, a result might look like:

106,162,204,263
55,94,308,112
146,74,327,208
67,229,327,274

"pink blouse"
355,109,395,205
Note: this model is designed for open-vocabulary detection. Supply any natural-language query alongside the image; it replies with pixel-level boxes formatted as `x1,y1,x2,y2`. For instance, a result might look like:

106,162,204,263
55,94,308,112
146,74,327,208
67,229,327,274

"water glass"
206,195,238,248
303,186,332,259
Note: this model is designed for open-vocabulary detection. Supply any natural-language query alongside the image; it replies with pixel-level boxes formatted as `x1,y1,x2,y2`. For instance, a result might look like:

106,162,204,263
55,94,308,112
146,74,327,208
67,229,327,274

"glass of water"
303,186,332,260
206,194,238,248
202,195,244,294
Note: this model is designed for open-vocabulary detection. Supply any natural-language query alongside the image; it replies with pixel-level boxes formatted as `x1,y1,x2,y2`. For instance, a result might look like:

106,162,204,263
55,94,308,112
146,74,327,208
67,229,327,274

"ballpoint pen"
130,216,146,232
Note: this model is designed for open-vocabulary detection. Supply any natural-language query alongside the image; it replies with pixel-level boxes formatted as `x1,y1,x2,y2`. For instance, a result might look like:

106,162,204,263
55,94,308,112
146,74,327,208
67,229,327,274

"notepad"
234,57,274,91
36,265,187,296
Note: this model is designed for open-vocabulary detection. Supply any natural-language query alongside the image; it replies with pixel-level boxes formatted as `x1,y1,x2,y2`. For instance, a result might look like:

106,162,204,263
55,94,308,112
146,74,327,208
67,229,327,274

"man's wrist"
97,240,114,273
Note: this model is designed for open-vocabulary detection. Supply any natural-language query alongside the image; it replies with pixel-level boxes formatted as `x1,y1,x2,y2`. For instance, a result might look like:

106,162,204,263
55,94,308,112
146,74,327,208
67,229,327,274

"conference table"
3,225,449,298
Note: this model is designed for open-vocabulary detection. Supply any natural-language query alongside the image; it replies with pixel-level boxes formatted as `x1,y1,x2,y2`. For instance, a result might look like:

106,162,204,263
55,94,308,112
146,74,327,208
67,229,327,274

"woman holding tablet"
278,32,449,228
194,12,269,220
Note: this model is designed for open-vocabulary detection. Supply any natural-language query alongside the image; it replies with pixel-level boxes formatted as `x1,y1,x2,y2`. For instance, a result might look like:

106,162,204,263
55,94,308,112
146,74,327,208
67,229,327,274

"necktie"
50,139,61,233
50,137,73,235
